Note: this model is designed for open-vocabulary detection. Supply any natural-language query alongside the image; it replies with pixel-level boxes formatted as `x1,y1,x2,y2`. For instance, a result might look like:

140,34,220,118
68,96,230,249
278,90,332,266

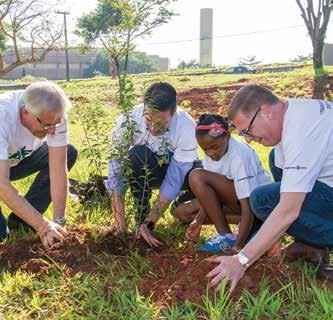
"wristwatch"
236,251,251,268
53,216,66,227
143,220,155,231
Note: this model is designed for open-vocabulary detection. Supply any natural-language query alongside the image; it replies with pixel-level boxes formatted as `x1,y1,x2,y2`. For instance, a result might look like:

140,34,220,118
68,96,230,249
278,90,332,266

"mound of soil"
178,74,333,120
0,227,308,307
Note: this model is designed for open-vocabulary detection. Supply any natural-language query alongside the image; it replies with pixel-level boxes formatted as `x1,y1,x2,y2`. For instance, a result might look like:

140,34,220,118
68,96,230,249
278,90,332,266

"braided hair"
196,113,229,137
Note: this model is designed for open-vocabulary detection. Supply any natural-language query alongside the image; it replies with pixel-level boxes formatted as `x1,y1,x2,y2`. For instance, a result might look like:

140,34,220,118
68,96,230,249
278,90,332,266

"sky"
64,0,333,68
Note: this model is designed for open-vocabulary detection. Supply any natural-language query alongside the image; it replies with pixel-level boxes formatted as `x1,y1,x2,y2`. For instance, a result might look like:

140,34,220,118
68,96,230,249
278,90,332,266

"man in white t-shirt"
206,84,333,290
106,82,199,247
0,82,78,249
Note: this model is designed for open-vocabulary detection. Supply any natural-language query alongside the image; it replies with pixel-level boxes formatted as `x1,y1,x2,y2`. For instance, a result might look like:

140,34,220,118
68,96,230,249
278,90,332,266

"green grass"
1,66,333,319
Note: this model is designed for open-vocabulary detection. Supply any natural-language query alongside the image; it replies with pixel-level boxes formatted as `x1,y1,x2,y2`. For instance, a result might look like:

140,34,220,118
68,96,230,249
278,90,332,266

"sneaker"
198,232,236,254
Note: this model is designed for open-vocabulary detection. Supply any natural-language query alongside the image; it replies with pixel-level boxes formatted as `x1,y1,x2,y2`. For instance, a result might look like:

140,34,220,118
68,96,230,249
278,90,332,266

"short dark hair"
196,113,229,137
144,82,177,113
228,84,280,120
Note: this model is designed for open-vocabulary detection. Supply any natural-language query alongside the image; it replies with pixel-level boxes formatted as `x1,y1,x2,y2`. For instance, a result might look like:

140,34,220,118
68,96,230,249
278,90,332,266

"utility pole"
56,11,70,81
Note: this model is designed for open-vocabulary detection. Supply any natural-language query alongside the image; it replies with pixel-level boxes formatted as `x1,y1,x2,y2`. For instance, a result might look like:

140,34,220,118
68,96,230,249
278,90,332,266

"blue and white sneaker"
198,232,236,254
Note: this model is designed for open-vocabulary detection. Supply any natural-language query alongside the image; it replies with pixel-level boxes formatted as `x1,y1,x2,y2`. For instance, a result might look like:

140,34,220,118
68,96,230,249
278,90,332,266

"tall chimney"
199,8,213,67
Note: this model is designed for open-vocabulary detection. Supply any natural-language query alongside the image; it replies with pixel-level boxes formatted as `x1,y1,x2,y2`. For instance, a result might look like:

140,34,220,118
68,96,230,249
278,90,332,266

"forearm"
147,193,171,223
241,205,297,264
111,193,125,220
51,168,68,218
0,182,47,232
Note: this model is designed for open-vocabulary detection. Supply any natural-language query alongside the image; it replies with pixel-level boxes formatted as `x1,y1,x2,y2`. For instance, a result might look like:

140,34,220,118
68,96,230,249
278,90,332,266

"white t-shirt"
203,137,272,199
0,90,68,167
274,99,333,193
111,103,198,162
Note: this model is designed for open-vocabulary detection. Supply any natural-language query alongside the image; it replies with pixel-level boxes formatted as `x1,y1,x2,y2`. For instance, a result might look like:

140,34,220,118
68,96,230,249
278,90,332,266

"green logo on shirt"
9,147,32,161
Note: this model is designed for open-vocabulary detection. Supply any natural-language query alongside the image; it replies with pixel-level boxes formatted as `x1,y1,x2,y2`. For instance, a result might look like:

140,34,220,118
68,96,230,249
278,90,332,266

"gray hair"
22,81,71,118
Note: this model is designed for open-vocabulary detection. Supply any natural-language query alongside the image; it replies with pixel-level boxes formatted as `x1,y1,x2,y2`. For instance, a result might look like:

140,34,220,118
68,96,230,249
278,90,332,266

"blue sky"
67,0,333,67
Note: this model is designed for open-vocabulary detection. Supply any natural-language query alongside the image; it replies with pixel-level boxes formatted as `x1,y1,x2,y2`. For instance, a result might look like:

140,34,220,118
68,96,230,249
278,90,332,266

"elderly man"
0,81,78,249
207,84,333,290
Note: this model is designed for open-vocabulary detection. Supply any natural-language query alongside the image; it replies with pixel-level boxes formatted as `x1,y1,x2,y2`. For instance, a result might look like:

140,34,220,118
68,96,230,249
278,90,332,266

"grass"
1,66,333,319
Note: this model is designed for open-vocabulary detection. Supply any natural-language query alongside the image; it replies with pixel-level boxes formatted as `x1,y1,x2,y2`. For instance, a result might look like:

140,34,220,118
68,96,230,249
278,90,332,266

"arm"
0,160,66,248
207,192,305,291
241,192,305,263
147,158,193,223
234,197,253,249
138,159,193,247
49,146,67,220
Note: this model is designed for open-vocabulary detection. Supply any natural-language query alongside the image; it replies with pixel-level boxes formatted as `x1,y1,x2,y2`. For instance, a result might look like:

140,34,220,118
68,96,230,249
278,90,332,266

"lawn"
0,66,333,319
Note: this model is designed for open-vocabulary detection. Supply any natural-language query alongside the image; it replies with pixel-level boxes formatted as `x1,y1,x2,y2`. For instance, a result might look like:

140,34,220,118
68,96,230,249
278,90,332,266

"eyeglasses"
238,107,261,137
35,115,64,130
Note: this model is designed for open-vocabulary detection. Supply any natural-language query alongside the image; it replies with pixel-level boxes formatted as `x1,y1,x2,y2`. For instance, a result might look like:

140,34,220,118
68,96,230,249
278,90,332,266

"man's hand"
206,255,246,292
137,224,163,248
38,219,67,249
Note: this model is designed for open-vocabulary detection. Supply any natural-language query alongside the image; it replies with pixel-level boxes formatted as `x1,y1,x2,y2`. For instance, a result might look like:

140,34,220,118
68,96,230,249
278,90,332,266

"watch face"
238,253,249,265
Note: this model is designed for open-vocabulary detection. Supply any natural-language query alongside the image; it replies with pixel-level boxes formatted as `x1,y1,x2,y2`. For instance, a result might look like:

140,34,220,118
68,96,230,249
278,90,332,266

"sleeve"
106,159,125,194
106,113,133,194
159,158,193,201
0,109,9,160
47,118,68,147
229,153,263,199
280,128,331,193
173,119,198,162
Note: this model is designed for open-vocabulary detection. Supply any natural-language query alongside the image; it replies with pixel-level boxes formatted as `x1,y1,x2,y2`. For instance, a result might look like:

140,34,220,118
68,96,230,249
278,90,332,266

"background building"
323,43,333,66
3,49,170,80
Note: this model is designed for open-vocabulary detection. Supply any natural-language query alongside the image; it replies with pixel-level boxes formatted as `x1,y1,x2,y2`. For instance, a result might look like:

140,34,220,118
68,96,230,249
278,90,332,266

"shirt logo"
319,100,333,115
284,165,307,170
9,147,32,161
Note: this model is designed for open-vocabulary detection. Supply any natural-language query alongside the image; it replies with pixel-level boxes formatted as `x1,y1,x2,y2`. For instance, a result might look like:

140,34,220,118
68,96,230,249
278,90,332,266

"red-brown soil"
0,227,315,307
178,75,333,120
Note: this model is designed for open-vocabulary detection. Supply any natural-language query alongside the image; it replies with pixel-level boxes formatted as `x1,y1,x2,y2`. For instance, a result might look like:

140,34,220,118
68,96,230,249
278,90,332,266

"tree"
76,0,176,79
83,51,159,77
176,59,199,70
296,0,333,73
238,55,262,66
0,0,63,79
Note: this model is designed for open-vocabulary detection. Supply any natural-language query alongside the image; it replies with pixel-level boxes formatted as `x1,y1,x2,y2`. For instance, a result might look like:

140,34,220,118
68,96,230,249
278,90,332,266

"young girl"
173,114,272,254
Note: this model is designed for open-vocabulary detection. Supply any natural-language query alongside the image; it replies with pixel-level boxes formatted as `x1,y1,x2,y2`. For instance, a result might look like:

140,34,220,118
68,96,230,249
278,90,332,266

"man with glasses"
0,81,78,249
206,84,333,291
106,82,199,247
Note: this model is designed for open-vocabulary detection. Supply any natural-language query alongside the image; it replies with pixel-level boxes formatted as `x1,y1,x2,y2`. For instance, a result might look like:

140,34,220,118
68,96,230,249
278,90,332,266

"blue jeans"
250,149,333,249
0,143,78,240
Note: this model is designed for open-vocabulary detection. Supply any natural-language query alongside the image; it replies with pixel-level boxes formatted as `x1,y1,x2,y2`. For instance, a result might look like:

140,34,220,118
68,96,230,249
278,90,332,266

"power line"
136,24,306,46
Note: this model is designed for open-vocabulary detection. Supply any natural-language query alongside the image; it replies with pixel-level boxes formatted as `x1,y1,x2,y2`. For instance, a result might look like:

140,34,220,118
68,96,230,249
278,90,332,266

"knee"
128,145,151,169
67,144,78,169
189,168,206,189
249,186,269,221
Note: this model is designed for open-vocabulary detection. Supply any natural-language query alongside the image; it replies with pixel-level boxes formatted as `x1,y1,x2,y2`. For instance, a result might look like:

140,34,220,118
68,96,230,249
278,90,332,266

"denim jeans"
0,142,78,240
250,149,333,249
128,144,202,226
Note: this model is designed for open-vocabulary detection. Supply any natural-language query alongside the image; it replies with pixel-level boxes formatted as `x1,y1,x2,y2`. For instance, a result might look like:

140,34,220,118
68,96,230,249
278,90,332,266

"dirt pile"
0,227,306,307
178,74,333,120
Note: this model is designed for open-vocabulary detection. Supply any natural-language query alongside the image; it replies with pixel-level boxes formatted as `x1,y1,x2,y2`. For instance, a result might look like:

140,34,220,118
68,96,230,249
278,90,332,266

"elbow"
0,180,11,198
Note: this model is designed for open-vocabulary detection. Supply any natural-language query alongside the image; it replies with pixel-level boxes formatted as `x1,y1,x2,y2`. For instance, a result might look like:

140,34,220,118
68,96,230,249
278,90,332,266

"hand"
38,219,67,249
206,255,246,292
185,220,202,242
137,224,163,248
